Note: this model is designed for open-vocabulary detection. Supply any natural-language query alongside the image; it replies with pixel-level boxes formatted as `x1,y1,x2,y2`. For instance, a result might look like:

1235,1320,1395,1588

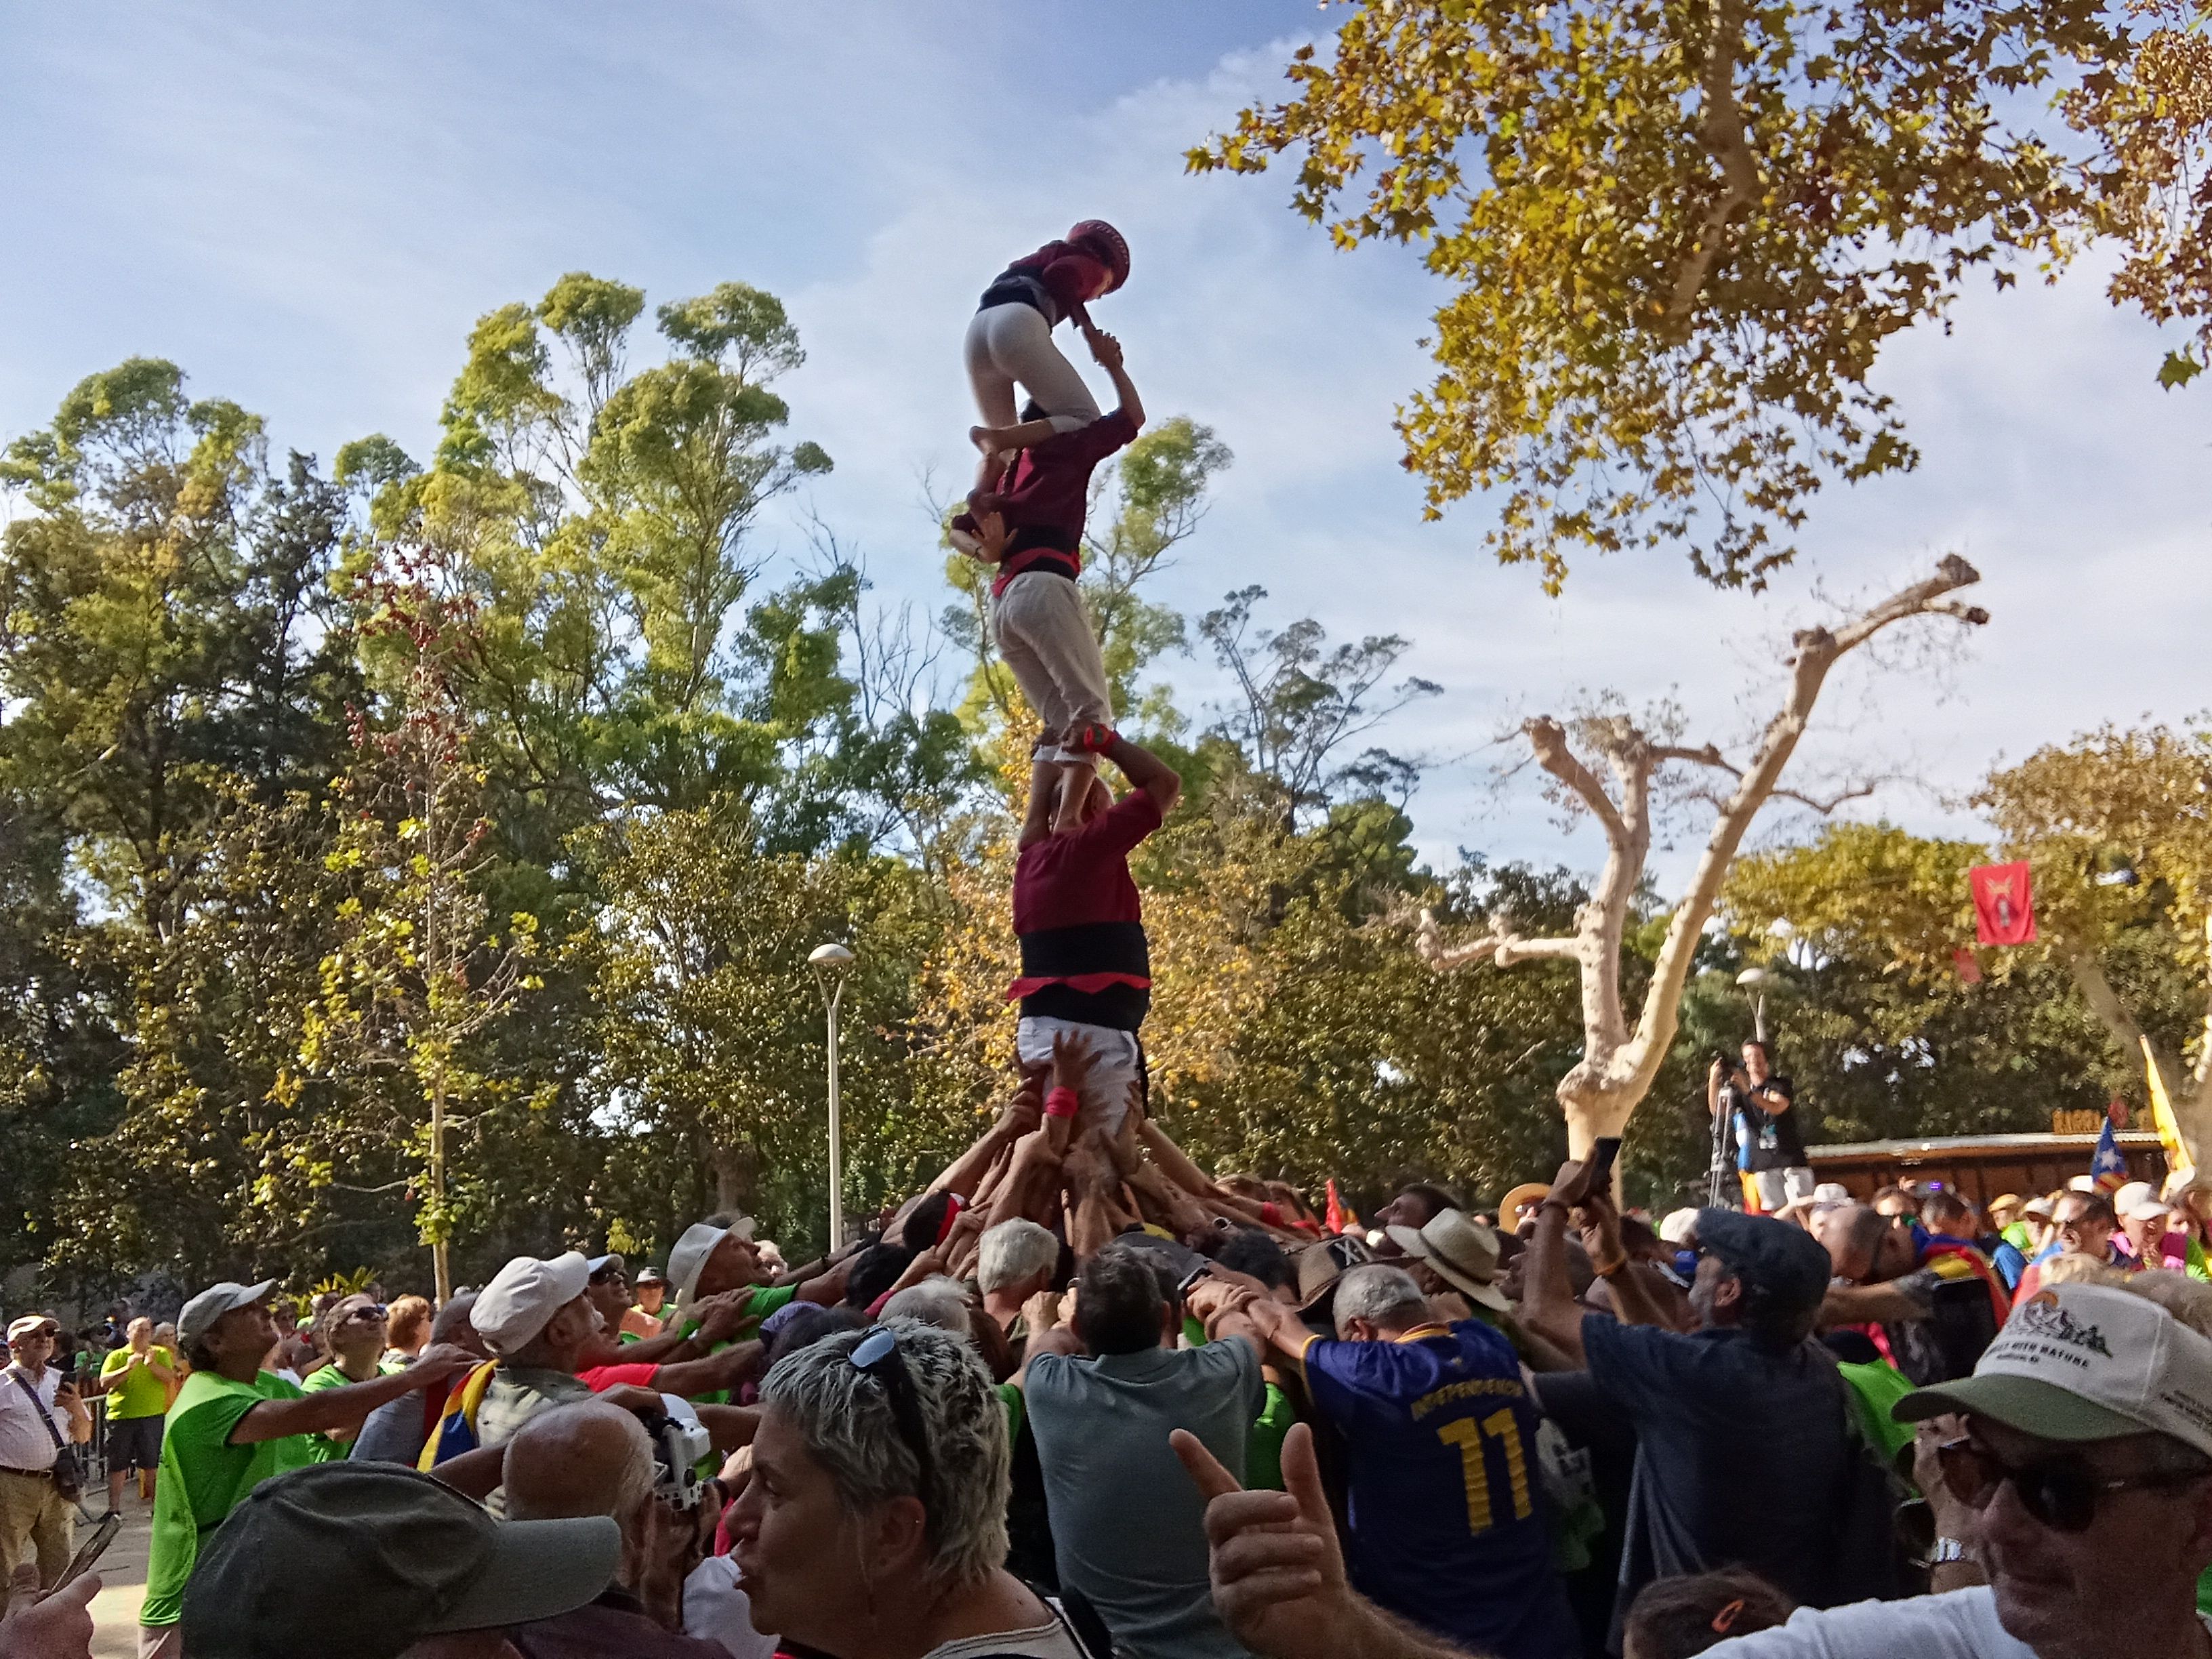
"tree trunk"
431,1069,451,1305
712,1140,760,1218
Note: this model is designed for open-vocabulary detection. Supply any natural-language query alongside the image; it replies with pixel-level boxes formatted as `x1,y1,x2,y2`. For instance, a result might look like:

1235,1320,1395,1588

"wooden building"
1807,1130,2169,1209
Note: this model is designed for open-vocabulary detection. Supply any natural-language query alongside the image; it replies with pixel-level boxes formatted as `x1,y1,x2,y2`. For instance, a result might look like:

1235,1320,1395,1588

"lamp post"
1736,966,1774,1043
808,943,857,1251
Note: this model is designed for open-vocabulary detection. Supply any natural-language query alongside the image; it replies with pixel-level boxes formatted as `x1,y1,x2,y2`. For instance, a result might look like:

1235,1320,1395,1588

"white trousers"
1017,1016,1143,1134
965,302,1100,436
991,571,1113,765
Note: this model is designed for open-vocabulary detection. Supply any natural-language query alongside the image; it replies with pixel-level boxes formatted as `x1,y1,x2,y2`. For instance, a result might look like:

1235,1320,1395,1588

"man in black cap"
1518,1160,1877,1647
180,1461,620,1659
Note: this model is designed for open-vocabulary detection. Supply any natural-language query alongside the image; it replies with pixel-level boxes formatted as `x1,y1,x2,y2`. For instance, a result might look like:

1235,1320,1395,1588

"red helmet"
1066,219,1130,293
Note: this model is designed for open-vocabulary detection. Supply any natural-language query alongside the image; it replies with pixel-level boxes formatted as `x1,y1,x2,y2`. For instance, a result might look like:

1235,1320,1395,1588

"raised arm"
1099,731,1180,817
233,1346,476,1444
1578,1193,1675,1331
1519,1162,1597,1367
1085,327,1145,430
649,1339,765,1401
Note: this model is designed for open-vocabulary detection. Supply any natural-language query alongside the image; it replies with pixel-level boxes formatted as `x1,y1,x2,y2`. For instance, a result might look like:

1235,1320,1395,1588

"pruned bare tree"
1417,556,1989,1153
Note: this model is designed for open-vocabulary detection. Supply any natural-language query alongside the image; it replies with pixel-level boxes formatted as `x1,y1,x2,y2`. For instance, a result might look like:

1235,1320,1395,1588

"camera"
638,1408,716,1509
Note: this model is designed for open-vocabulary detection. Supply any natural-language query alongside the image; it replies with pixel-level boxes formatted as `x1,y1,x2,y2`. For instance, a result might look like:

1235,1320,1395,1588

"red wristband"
1067,724,1118,755
1044,1087,1080,1119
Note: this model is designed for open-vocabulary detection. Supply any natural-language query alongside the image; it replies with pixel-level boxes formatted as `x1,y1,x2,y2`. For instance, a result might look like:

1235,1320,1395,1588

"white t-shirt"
682,1555,779,1659
1708,1588,2212,1658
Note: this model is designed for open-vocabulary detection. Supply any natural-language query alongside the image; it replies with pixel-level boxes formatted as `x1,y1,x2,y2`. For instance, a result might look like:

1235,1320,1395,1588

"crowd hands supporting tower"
9,222,2212,1659
13,1134,2212,1659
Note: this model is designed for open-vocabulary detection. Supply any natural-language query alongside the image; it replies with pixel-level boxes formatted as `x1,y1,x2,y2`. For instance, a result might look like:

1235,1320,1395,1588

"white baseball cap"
472,1253,590,1355
2114,1181,2156,1215
2022,1196,2055,1217
178,1281,279,1349
667,1219,755,1314
1812,1183,1851,1206
1658,1209,1701,1245
2126,1198,2174,1223
585,1254,624,1277
1899,1284,2212,1460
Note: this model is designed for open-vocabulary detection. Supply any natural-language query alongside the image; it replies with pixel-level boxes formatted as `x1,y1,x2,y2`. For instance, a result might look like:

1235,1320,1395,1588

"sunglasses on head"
1938,1437,2210,1534
849,1326,937,1521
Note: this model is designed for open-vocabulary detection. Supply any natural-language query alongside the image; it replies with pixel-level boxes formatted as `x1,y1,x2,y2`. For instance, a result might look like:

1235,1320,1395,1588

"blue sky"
5,4,2208,888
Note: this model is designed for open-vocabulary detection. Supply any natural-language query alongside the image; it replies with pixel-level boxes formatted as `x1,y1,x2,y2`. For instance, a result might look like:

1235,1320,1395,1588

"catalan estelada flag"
2091,1111,2129,1195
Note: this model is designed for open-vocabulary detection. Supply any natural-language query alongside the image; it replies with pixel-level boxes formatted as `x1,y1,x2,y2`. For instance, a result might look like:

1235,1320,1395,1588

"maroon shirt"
983,409,1139,598
1008,790,1162,1023
1005,241,1110,327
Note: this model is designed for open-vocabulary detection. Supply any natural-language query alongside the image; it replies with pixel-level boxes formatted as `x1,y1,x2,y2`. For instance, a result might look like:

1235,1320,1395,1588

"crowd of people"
5,1061,2212,1659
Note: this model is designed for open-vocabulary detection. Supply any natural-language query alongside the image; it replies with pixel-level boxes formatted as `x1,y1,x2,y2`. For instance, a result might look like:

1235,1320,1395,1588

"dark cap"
181,1463,619,1659
1294,1233,1376,1328
1695,1208,1833,1315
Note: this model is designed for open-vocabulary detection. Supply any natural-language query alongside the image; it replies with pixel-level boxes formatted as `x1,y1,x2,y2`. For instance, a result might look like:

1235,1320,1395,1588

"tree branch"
1525,718,1631,851
1659,0,1763,342
1629,557,1985,1082
1415,910,1580,969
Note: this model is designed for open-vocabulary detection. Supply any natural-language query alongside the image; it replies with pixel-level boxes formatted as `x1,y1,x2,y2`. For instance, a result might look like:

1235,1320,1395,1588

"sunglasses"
1938,1437,2209,1534
848,1326,937,1521
339,1304,387,1326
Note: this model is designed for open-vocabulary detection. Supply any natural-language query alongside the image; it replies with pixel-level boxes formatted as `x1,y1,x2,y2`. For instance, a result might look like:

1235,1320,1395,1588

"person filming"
1711,1040,1812,1214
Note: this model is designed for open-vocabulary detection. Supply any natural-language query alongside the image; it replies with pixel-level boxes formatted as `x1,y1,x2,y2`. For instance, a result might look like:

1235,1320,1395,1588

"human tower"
920,222,1315,1267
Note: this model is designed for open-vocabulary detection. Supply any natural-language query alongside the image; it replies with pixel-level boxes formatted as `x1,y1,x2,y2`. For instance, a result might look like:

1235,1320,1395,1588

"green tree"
1717,821,2143,1149
579,809,948,1259
1196,1,2212,589
298,546,546,1300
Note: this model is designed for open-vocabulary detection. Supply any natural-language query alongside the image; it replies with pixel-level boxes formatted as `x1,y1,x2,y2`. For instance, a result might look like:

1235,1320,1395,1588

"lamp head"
808,942,855,972
1735,967,1772,989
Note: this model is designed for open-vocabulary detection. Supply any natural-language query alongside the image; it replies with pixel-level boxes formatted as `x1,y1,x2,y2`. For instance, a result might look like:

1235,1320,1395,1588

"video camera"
637,1407,716,1509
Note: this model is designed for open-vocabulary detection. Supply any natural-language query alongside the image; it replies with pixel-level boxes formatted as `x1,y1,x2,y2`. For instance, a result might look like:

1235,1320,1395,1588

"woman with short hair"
728,1319,1100,1658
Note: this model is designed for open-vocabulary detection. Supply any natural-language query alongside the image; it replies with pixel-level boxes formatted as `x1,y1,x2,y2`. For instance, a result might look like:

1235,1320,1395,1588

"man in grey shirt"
350,1292,485,1466
1025,1244,1262,1659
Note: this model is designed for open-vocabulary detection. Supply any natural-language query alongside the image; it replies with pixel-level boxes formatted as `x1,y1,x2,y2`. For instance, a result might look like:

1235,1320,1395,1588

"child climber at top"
962,220,1130,491
958,323,1145,830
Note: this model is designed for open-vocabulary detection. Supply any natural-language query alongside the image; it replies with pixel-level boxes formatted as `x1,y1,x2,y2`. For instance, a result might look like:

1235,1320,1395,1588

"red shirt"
1007,790,1162,1002
1005,241,1109,327
576,1361,659,1393
983,410,1139,597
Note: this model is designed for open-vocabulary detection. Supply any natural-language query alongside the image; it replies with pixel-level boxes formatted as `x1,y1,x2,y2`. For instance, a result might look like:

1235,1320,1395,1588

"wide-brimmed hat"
668,1218,757,1314
1294,1233,1374,1328
1898,1284,2212,1460
1385,1209,1510,1312
182,1462,617,1659
179,1281,279,1349
632,1266,667,1288
1498,1183,1552,1221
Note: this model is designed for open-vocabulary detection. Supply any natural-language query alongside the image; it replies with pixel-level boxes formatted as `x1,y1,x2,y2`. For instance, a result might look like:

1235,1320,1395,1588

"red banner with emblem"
1969,861,2037,946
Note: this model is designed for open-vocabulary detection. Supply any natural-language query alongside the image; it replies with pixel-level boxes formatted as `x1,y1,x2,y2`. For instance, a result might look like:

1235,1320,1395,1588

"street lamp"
808,943,857,1251
1736,966,1774,1043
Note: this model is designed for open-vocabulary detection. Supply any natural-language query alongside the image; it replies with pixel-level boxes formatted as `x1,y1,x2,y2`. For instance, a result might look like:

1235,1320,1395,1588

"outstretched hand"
1172,1422,1358,1659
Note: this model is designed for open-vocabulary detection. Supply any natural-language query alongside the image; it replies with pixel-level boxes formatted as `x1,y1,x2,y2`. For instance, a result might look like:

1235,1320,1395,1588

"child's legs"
1004,571,1113,737
991,582,1078,762
968,304,1100,433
